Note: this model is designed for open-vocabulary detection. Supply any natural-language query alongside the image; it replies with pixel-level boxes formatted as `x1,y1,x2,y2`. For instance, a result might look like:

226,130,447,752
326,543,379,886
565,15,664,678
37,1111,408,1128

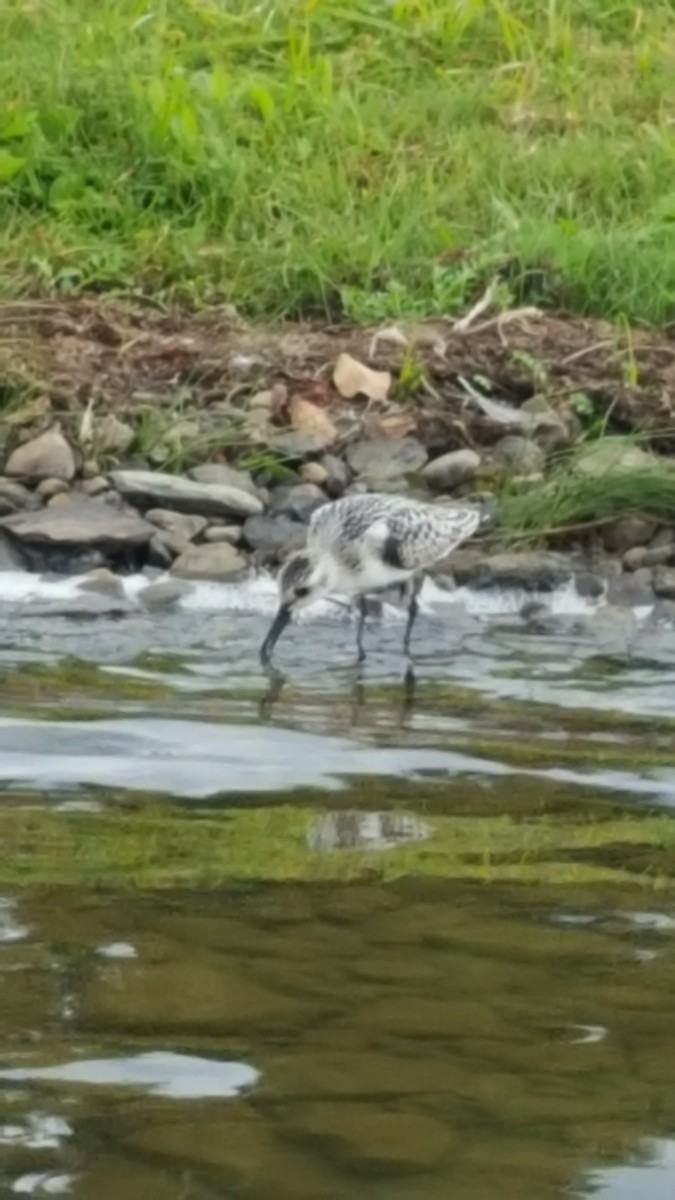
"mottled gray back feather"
308,494,480,574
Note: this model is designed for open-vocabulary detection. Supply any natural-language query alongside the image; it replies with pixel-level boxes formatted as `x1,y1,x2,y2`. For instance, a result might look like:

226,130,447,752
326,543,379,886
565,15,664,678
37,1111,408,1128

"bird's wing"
308,496,480,573
363,503,481,571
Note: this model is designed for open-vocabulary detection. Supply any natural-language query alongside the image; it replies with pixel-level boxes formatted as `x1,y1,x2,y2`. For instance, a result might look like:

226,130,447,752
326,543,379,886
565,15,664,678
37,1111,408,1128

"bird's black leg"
403,575,424,656
355,594,368,662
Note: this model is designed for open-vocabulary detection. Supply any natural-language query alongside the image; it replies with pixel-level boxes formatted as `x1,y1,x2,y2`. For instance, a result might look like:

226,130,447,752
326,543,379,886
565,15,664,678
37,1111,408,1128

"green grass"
2,801,674,889
1,1,675,322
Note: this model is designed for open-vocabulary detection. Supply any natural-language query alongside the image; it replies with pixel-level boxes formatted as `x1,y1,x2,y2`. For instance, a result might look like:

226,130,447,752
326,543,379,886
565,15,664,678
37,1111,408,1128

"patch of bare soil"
1,298,674,450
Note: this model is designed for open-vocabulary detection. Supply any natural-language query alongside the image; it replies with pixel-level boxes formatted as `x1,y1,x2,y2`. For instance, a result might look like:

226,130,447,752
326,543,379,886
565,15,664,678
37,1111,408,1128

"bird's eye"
295,585,310,599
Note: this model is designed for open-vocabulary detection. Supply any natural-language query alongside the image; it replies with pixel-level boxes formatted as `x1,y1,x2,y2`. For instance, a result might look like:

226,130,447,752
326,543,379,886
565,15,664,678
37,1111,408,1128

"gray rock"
574,571,605,599
422,449,481,492
146,509,207,541
148,530,189,568
652,566,675,601
587,604,637,644
109,469,263,519
271,483,327,523
321,453,350,497
171,542,247,581
80,476,110,498
243,514,306,561
520,396,573,450
36,477,70,502
444,551,572,592
493,436,546,476
623,543,674,572
300,462,329,486
78,568,126,599
0,530,27,571
203,525,242,544
0,500,155,553
0,479,34,510
603,515,657,554
5,429,76,482
575,440,658,477
607,566,654,607
95,414,135,456
188,463,259,496
346,437,428,485
138,579,193,611
267,431,330,459
647,599,675,627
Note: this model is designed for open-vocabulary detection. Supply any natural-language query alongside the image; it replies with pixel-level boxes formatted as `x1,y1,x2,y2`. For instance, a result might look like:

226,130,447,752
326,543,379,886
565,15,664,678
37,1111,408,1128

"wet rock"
24,592,134,619
574,571,605,599
80,475,110,498
346,437,427,485
652,566,675,600
298,1103,451,1173
139,579,193,611
321,453,350,497
623,543,674,572
493,435,546,476
646,599,675,627
422,448,481,491
78,568,126,599
171,542,246,581
606,566,654,607
188,462,259,497
444,551,572,592
575,440,657,477
203,524,242,544
243,514,306,561
4,429,76,482
603,515,657,554
0,530,27,571
109,469,263,518
95,414,135,456
0,500,155,555
146,508,207,541
300,461,329,486
0,479,34,510
148,532,186,569
271,483,327,523
36,477,70,502
586,604,638,644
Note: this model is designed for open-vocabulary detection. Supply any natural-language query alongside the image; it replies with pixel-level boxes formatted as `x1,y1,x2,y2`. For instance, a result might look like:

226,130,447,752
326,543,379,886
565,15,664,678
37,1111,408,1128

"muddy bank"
2,298,675,597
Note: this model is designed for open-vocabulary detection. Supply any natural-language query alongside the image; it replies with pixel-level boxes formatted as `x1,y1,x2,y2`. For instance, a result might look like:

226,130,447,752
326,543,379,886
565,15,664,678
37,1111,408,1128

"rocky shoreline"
2,299,675,614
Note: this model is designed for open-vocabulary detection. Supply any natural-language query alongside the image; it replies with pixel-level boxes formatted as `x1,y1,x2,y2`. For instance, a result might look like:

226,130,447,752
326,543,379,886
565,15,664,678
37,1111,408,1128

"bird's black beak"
260,603,292,665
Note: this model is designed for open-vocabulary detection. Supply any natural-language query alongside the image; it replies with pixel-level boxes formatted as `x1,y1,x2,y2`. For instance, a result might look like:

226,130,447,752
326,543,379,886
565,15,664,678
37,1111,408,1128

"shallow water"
2,574,675,1198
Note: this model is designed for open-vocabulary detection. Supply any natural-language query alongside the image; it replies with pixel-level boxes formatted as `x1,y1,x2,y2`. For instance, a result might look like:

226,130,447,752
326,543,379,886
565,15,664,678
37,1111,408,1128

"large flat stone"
0,500,155,551
109,469,263,518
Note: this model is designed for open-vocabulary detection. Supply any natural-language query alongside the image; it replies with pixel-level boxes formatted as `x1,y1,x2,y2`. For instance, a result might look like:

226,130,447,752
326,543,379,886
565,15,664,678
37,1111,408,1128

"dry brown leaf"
290,396,337,447
333,352,391,402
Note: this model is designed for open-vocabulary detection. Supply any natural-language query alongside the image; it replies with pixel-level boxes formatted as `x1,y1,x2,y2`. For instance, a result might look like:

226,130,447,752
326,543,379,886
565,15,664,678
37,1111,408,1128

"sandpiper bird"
260,493,482,664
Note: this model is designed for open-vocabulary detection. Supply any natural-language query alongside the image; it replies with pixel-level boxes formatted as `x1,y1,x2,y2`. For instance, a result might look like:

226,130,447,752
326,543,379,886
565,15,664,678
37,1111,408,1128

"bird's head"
260,551,327,664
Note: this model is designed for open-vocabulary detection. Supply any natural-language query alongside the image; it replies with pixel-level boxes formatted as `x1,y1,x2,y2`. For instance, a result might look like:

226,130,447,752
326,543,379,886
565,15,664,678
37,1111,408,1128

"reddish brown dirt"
1,298,674,449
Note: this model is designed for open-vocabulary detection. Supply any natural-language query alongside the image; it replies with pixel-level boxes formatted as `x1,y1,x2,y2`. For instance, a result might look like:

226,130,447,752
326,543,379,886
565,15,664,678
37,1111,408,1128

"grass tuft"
496,444,675,542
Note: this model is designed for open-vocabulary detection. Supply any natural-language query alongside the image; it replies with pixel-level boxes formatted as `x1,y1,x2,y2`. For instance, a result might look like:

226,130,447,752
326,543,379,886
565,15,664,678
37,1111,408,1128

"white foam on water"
0,569,607,620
